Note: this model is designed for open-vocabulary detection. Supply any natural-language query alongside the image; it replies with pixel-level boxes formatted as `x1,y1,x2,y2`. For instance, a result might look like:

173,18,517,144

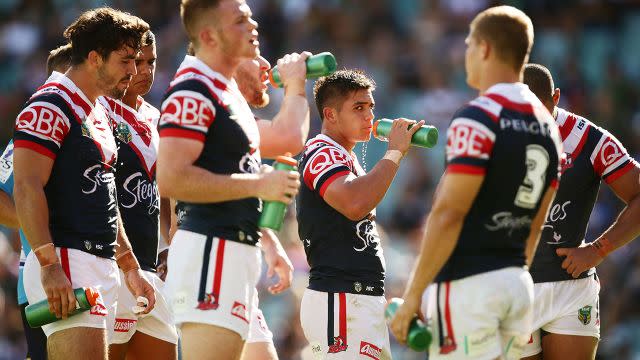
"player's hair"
187,42,195,56
313,69,376,120
523,63,555,104
63,7,149,65
46,43,73,76
180,0,222,48
142,30,156,47
470,5,534,72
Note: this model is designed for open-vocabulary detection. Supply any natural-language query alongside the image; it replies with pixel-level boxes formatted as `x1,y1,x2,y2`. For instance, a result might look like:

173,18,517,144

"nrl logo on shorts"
354,282,362,293
84,240,92,250
116,123,132,143
578,305,592,325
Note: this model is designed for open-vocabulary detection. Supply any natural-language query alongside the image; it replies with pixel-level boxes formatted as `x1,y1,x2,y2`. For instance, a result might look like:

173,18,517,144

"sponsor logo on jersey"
121,172,159,215
0,143,14,184
160,92,215,130
114,318,137,332
239,152,260,174
354,219,380,252
196,292,218,310
500,118,552,136
560,153,573,173
359,341,382,359
484,211,532,236
599,139,623,167
328,335,348,353
16,103,70,146
231,301,249,323
447,118,495,161
578,305,592,325
81,165,116,195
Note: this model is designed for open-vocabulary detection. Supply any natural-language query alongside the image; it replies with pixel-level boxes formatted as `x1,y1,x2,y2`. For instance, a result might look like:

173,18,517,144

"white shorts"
420,267,534,360
300,289,391,360
111,269,178,345
246,292,273,344
164,230,261,339
24,247,119,339
521,275,601,357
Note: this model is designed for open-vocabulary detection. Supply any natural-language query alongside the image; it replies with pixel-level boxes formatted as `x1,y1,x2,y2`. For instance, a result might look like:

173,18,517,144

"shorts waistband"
309,278,384,296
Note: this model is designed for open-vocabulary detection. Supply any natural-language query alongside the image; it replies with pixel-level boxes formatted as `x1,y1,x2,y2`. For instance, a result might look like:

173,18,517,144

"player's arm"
0,189,18,228
525,186,557,266
259,228,293,294
258,52,311,158
13,148,76,318
159,197,171,245
323,119,423,221
157,137,298,203
557,164,640,277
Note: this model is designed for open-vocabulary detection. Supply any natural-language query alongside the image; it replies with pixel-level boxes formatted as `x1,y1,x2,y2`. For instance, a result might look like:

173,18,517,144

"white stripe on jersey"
469,96,503,119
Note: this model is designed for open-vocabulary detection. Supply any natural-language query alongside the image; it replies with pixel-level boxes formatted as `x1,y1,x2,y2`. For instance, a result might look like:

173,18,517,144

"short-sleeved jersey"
296,134,386,296
159,55,262,245
436,83,562,282
100,96,160,272
13,72,118,259
0,141,30,304
530,107,637,283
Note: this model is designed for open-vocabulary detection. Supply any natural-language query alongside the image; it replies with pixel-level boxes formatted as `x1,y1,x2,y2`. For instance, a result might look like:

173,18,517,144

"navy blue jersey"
13,72,118,258
159,55,262,245
436,83,562,282
297,134,385,296
530,107,636,283
101,96,161,272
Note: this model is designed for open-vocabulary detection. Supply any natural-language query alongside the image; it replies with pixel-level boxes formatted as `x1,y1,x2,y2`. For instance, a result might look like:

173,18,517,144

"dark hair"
523,63,555,104
313,69,376,120
470,6,534,72
63,7,149,65
47,43,72,76
180,0,222,47
142,30,156,47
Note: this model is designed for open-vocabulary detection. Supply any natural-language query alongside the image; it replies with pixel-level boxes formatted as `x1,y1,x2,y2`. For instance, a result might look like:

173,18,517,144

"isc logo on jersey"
16,102,70,146
160,90,215,132
446,118,495,160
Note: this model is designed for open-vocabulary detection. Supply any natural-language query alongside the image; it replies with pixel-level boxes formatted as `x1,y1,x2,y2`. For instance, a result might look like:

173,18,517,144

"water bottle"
385,297,432,352
269,52,337,88
373,119,439,148
258,154,298,231
25,287,100,328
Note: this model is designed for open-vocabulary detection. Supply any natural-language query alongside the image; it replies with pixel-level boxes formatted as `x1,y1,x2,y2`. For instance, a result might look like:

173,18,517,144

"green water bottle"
385,297,432,352
373,119,439,148
258,154,298,231
25,287,100,328
269,52,337,88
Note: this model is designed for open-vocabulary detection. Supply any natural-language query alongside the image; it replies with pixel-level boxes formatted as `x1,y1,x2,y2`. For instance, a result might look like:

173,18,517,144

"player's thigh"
541,333,597,360
20,303,48,360
48,327,107,360
241,341,278,360
181,322,244,360
109,342,129,360
126,331,177,360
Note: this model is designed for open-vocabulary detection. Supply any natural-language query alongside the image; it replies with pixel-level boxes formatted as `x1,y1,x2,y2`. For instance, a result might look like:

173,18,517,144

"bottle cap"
84,287,100,307
268,69,279,88
372,120,381,138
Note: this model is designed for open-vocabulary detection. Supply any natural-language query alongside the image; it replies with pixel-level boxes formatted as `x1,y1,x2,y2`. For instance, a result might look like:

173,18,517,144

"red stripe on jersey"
40,82,92,120
485,93,534,115
318,170,350,198
571,124,590,159
338,293,347,346
212,238,226,304
550,178,559,189
13,140,56,160
604,161,634,184
107,100,153,146
559,114,577,141
174,67,228,92
60,248,71,281
446,164,486,175
158,128,205,142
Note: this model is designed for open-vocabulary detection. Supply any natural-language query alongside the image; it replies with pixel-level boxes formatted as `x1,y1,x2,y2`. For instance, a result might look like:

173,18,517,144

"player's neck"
322,128,356,152
194,49,241,81
66,66,100,104
122,92,140,110
477,63,522,95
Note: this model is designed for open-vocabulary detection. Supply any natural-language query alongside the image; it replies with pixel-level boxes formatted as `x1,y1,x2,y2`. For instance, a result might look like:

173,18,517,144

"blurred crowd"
1,0,639,359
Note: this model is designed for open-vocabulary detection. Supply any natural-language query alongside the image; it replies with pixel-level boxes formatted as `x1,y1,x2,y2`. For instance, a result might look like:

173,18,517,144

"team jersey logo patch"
578,305,592,325
231,301,249,323
328,335,348,353
116,122,132,143
359,341,382,359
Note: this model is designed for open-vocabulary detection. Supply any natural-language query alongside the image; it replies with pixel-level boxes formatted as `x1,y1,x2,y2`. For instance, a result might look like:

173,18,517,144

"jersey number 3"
515,144,550,209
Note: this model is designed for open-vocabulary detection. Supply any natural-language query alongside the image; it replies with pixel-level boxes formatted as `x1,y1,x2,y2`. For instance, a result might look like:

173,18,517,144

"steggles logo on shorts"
578,305,592,325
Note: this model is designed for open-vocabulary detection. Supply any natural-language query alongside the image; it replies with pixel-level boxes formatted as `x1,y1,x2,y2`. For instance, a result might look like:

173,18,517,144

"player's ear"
200,25,218,49
480,39,490,60
87,50,103,69
553,88,560,107
323,107,337,124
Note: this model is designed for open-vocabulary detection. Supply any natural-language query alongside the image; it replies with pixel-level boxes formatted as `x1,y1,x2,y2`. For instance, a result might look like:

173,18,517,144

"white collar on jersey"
484,82,543,107
178,55,236,88
311,134,355,158
44,71,94,109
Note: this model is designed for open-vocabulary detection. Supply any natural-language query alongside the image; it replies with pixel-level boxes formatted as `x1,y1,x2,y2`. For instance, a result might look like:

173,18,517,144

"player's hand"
156,249,169,282
41,263,76,319
556,244,603,278
124,269,156,314
257,164,300,203
389,295,421,345
261,230,293,294
276,51,311,95
387,118,424,156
